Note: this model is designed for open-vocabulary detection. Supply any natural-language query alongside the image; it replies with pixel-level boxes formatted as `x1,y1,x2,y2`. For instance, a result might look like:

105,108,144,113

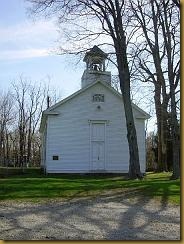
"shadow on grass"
0,173,180,207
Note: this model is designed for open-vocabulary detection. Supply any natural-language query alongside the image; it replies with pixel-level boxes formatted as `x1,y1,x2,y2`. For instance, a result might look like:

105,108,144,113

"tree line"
0,77,60,169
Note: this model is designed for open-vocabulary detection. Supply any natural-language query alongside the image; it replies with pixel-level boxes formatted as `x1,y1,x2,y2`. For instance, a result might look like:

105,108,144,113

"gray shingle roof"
83,45,107,62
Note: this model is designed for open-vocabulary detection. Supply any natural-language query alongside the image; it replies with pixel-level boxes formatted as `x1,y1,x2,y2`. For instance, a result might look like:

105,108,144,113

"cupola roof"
83,45,107,62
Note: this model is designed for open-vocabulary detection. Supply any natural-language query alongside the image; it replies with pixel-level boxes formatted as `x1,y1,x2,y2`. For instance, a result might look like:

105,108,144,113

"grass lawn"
0,168,180,205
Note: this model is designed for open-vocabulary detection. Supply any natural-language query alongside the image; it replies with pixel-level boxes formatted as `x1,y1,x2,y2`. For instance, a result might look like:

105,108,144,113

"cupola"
81,46,111,88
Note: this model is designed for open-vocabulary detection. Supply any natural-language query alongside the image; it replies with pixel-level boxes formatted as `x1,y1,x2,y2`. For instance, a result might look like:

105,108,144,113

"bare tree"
27,83,45,165
160,0,180,179
130,0,180,178
13,78,29,169
0,91,14,167
172,0,180,8
0,75,63,172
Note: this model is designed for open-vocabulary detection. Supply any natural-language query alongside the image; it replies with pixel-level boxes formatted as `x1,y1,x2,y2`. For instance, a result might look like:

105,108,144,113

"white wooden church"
40,46,150,174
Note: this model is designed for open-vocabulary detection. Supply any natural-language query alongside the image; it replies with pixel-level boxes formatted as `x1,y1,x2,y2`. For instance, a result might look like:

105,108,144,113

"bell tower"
81,46,111,88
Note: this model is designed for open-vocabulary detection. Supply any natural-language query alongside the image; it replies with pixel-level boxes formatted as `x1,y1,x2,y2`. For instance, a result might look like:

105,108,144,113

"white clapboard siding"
44,82,147,173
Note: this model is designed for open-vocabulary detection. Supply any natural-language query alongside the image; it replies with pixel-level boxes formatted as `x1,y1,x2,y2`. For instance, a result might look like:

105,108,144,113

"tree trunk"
154,83,169,172
154,83,162,171
115,38,142,179
0,125,3,166
161,96,169,172
5,129,10,166
27,116,32,167
170,86,180,179
19,123,25,169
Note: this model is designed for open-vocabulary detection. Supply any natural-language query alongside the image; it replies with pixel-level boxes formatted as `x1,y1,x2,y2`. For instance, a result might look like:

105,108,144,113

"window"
53,155,59,160
92,94,104,102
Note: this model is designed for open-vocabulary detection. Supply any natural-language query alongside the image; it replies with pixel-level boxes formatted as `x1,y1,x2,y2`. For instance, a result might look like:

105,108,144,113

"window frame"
92,94,105,102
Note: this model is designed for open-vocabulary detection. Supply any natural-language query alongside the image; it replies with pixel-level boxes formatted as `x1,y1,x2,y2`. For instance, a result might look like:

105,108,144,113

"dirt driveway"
0,192,180,240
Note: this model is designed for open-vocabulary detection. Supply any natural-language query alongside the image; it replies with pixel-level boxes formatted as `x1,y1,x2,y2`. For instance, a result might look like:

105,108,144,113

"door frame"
89,120,108,171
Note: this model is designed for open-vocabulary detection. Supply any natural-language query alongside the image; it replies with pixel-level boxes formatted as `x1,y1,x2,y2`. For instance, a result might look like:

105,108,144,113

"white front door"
91,123,105,170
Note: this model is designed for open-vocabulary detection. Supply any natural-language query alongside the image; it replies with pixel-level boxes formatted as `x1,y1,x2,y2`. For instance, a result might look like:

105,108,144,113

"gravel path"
0,192,180,240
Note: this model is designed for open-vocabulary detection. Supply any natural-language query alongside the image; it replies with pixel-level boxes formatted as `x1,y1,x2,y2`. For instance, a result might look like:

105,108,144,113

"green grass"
0,168,180,205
